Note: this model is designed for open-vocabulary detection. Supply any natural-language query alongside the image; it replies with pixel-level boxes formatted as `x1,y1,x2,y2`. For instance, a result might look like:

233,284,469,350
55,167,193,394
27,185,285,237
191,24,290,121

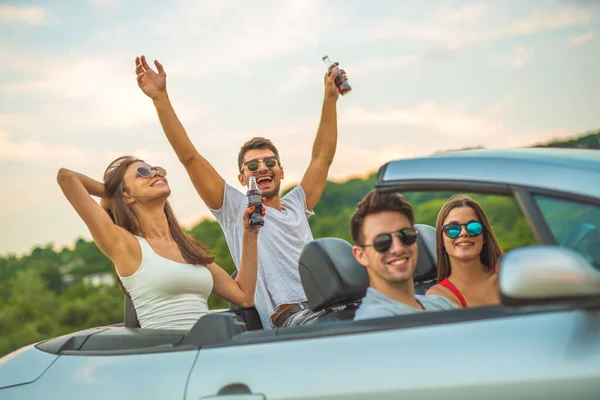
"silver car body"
1,148,599,400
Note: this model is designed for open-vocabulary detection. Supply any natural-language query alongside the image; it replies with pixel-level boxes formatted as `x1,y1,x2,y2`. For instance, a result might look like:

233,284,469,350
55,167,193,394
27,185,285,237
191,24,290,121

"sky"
0,0,599,256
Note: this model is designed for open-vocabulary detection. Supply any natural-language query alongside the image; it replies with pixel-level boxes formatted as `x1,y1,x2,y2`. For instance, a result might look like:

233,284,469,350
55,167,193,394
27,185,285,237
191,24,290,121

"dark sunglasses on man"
243,157,278,172
362,227,419,253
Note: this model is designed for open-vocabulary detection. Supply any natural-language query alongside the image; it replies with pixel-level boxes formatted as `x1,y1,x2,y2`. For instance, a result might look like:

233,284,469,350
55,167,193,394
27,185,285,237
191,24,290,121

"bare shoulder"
111,231,143,278
426,284,462,307
425,283,447,296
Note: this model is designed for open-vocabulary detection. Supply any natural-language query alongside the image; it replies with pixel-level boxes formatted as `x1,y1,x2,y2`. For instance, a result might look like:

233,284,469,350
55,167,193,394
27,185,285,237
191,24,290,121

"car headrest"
124,296,140,328
414,224,438,282
299,238,368,311
299,225,439,311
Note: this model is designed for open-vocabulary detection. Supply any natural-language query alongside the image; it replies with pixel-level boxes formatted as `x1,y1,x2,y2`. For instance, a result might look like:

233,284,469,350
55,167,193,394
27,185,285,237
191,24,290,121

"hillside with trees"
1,130,597,356
533,130,600,149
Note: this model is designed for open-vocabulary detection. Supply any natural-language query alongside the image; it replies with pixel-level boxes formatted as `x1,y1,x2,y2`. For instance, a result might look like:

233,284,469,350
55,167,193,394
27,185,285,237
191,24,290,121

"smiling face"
442,206,485,264
238,148,284,199
121,161,171,204
353,211,419,287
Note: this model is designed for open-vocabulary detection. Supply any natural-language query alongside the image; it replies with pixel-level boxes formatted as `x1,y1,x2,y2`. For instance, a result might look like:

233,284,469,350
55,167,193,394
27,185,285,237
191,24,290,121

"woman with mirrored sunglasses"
426,195,503,308
57,155,265,330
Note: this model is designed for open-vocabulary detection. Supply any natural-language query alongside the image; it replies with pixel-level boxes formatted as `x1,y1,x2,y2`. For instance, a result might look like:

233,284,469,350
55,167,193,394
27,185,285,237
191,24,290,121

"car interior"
35,224,441,355
123,224,438,331
36,218,596,356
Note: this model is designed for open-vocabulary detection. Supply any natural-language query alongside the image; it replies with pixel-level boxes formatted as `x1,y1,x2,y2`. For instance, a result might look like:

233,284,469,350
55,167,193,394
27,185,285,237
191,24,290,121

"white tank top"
118,236,213,330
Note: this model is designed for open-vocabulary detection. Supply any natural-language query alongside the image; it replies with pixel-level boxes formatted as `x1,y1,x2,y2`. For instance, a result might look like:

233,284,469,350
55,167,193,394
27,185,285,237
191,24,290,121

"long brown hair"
103,156,215,267
435,194,502,281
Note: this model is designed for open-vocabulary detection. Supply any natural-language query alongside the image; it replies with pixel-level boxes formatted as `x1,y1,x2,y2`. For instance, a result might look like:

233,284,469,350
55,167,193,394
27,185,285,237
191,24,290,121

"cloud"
104,148,170,165
90,0,117,7
339,103,507,139
279,55,418,93
422,41,463,62
510,46,532,69
278,65,320,94
327,145,415,179
569,31,594,43
0,113,29,130
0,129,92,166
0,46,39,71
444,3,490,24
366,3,597,46
365,3,487,43
509,6,592,36
150,0,335,79
367,22,456,43
0,4,53,25
351,56,420,76
2,54,206,131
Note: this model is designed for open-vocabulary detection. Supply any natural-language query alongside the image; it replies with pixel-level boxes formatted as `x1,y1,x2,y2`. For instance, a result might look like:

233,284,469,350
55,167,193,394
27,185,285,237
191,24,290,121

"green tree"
0,270,60,356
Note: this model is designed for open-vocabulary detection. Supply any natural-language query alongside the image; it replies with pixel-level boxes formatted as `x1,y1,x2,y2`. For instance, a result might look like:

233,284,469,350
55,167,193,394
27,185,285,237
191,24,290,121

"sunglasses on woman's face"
136,166,167,178
363,227,419,253
442,220,483,239
244,157,278,172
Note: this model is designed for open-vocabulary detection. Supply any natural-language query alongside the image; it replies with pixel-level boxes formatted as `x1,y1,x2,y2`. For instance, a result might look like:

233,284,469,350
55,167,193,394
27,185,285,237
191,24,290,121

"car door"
186,306,600,400
1,348,198,400
0,326,199,400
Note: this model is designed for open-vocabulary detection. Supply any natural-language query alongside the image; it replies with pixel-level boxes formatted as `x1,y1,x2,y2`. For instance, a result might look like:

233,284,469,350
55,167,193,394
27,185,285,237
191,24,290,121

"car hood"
0,344,58,389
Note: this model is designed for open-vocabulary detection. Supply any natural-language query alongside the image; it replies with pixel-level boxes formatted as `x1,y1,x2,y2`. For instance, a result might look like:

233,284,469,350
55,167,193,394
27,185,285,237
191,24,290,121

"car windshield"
534,195,600,269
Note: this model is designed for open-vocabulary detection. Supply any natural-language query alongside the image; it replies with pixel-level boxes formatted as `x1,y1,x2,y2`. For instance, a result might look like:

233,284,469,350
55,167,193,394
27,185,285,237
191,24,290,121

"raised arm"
300,63,346,211
135,55,225,210
56,169,138,273
205,205,265,308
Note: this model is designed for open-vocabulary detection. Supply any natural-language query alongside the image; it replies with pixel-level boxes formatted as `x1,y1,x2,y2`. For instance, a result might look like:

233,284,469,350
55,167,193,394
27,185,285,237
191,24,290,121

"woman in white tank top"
57,155,264,330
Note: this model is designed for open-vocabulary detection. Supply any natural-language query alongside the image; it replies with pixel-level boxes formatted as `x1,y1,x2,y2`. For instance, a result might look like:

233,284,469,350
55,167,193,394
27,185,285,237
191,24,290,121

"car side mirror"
499,245,600,306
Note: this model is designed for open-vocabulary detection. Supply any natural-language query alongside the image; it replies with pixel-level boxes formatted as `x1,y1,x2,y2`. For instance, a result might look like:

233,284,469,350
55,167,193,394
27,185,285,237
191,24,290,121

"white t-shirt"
209,183,314,329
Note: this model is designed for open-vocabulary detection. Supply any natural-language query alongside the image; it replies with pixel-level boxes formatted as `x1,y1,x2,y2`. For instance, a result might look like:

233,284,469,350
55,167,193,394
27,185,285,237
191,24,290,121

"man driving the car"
350,190,457,320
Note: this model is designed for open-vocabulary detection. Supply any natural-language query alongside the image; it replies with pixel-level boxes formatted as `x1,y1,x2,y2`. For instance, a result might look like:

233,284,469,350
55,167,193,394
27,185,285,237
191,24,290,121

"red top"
438,279,467,308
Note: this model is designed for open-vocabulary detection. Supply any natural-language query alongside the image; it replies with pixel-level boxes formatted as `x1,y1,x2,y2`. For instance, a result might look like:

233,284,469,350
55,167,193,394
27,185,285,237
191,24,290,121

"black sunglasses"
244,157,278,172
442,220,483,239
136,166,167,178
363,227,419,253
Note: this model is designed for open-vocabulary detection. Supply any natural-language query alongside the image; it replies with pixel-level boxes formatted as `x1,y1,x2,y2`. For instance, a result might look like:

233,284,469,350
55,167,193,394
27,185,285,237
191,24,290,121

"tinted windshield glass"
535,195,600,268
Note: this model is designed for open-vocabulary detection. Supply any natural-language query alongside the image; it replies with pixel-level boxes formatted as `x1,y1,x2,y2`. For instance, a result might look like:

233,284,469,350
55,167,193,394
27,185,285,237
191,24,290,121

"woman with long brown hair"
57,155,264,330
426,195,502,308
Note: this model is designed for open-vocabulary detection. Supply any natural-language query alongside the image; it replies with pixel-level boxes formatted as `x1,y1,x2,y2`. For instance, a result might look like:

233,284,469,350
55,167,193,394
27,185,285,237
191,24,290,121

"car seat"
228,270,264,331
298,224,439,323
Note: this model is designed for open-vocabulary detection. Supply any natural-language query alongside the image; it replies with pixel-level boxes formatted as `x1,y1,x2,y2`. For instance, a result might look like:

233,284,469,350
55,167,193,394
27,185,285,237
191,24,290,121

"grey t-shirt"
354,288,458,320
209,183,314,329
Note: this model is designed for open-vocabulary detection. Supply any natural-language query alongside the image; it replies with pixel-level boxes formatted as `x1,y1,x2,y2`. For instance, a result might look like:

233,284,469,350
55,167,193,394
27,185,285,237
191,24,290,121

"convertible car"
1,148,599,400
